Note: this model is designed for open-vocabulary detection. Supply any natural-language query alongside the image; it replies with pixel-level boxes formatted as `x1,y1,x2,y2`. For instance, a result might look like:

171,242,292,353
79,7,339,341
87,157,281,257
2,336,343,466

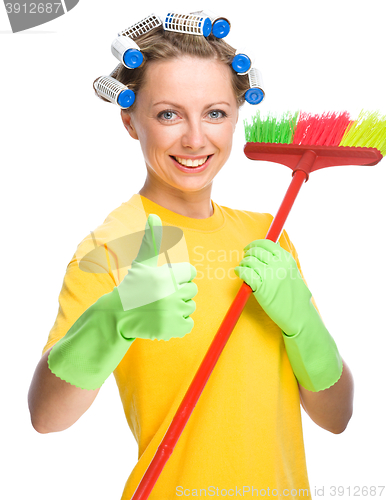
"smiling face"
121,55,239,211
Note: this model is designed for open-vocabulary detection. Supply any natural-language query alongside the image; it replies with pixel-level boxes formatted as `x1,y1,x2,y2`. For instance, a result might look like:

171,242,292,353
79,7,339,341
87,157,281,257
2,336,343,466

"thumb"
135,214,163,266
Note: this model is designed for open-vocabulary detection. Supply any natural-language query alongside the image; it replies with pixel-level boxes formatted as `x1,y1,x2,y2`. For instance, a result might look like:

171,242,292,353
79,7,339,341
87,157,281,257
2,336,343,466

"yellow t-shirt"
43,194,312,499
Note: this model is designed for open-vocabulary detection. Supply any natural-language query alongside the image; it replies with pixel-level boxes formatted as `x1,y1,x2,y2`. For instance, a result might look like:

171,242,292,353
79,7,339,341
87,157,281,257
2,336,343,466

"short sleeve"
41,252,117,356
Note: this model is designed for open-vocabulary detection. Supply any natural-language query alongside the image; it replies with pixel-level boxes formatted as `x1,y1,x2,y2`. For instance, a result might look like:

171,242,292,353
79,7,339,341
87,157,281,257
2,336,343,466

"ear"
120,109,139,140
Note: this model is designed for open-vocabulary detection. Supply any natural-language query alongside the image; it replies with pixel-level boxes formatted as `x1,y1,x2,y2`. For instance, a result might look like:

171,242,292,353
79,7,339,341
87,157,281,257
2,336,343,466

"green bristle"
339,110,386,156
244,111,299,144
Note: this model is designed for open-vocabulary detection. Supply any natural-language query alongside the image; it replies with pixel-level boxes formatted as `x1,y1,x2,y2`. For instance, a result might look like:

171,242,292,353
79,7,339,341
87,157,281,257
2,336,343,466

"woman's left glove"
234,239,343,392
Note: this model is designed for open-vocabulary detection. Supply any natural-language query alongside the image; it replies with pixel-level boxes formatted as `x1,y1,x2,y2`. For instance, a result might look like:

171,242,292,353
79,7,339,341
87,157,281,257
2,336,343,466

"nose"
181,117,207,151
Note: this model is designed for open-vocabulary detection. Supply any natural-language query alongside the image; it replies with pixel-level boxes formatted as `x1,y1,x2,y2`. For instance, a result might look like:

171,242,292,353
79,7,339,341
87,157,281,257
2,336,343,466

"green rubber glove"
48,214,198,390
234,239,343,392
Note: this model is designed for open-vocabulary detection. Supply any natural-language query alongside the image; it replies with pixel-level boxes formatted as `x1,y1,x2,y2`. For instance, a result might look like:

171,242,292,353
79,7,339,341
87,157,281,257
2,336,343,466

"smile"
173,156,209,167
170,155,213,173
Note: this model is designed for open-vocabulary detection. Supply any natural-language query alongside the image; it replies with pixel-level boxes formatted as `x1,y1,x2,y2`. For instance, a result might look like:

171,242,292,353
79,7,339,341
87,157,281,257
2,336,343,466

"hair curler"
192,10,230,38
111,35,143,69
93,75,135,109
111,14,162,70
245,68,265,105
163,12,212,37
232,48,254,75
119,13,162,39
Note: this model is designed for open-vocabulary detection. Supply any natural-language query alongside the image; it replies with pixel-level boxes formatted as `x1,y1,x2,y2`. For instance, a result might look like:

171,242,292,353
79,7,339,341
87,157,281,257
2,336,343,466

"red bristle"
293,111,351,146
293,112,310,144
317,112,338,145
326,112,352,145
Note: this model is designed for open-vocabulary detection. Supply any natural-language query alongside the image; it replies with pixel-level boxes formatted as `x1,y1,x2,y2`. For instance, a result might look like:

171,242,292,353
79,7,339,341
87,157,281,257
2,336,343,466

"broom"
131,109,386,499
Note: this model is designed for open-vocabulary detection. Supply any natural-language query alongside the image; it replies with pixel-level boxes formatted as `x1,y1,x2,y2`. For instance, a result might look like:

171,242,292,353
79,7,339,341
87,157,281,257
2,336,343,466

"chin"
173,178,213,193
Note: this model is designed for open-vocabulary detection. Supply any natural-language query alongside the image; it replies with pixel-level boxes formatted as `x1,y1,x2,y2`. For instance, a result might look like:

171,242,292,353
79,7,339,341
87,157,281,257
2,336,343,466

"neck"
138,174,214,220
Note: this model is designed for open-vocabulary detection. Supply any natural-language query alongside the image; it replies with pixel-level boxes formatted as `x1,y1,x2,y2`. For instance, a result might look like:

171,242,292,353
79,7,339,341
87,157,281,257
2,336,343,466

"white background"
1,0,385,498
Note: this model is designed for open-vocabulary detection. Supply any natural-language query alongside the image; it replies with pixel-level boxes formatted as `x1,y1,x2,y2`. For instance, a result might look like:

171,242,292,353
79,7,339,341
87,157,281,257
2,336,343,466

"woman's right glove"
48,214,198,390
234,239,343,392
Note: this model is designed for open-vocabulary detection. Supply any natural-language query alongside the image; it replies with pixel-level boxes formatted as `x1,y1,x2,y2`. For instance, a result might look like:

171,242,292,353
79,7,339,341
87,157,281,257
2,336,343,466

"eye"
208,110,227,120
158,110,178,121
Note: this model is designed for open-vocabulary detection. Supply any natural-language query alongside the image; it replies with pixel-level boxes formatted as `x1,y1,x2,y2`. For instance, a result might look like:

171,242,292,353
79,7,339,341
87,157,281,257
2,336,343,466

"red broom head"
244,110,386,173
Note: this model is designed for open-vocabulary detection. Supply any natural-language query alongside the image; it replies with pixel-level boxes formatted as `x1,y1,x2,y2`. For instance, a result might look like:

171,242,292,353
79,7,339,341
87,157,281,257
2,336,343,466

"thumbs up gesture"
48,214,198,390
117,214,198,339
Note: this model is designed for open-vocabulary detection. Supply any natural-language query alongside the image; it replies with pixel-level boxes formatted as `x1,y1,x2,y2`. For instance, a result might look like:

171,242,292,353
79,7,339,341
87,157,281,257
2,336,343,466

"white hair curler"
119,13,162,39
244,68,265,105
192,10,231,38
111,35,143,69
94,76,135,109
232,47,255,75
111,14,162,70
163,12,212,37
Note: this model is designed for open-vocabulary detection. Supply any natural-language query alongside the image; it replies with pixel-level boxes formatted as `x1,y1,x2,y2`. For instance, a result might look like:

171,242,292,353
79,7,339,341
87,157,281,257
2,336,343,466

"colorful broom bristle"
244,111,298,144
339,110,386,156
244,109,386,156
293,111,351,147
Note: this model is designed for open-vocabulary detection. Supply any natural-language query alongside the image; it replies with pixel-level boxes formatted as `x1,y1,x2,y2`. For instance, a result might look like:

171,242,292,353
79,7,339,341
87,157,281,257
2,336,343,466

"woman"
28,17,353,499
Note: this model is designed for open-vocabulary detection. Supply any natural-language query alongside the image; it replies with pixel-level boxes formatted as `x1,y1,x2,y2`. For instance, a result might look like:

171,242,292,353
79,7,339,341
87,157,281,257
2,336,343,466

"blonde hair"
95,26,250,110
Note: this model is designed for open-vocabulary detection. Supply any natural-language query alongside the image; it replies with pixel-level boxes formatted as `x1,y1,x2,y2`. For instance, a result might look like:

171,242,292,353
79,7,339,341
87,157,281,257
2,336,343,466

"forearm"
28,347,100,434
298,358,354,434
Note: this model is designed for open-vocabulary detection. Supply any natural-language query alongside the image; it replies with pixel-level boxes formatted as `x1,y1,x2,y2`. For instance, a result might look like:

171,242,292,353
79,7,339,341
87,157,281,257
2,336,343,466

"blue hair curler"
94,76,135,109
192,10,231,38
232,48,254,75
111,14,162,70
232,54,251,74
122,49,143,69
111,35,143,69
117,88,136,108
245,88,264,105
244,68,265,105
212,18,230,38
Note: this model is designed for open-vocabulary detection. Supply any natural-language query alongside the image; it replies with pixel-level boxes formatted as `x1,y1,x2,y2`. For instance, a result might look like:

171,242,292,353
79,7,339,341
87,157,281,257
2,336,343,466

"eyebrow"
152,101,231,108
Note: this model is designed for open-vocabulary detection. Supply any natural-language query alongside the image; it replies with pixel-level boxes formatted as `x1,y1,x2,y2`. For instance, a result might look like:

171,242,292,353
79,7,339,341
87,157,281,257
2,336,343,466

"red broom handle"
131,165,310,500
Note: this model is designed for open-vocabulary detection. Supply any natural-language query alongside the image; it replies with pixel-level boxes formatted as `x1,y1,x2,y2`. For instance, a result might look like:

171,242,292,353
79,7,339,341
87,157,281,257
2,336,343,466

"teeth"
175,156,208,167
